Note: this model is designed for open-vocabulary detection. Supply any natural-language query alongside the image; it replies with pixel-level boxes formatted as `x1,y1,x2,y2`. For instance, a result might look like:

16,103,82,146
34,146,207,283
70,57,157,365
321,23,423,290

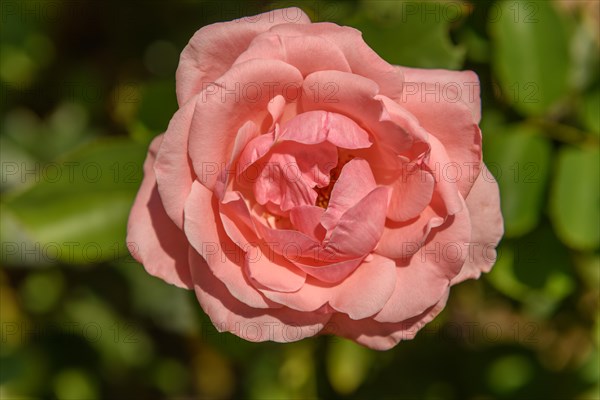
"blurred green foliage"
1,0,598,399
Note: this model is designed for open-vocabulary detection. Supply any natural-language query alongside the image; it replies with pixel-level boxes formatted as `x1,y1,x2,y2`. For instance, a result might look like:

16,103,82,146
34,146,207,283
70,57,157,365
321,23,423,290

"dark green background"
1,0,598,399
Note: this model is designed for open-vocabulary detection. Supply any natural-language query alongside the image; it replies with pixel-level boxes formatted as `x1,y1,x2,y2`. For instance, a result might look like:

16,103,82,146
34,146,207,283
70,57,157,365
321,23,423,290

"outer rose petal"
176,7,310,105
190,248,330,343
328,289,449,351
127,135,193,289
154,97,197,228
401,67,482,123
234,32,352,76
270,23,405,100
451,164,504,284
400,68,482,198
374,202,471,323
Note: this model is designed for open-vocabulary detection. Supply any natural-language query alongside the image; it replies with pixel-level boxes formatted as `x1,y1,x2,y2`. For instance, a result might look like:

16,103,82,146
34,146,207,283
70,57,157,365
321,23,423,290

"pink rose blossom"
127,7,503,350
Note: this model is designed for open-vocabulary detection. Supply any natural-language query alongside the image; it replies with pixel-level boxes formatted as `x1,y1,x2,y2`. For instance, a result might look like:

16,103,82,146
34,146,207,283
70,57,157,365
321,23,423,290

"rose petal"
401,67,481,123
279,110,372,149
301,70,379,122
290,256,363,283
214,120,260,200
375,205,445,260
261,254,396,319
234,32,352,76
289,205,326,241
271,23,404,100
253,216,322,260
401,68,482,197
251,141,338,211
127,135,193,289
189,59,303,190
266,94,286,130
245,243,306,292
253,157,317,211
190,247,329,343
374,94,430,164
301,71,413,157
321,158,377,231
328,289,449,350
184,181,275,309
374,202,471,323
387,165,435,222
237,133,276,176
229,120,260,170
328,254,396,319
325,186,390,259
451,164,503,284
427,134,464,216
154,98,197,228
176,7,310,105
219,191,259,249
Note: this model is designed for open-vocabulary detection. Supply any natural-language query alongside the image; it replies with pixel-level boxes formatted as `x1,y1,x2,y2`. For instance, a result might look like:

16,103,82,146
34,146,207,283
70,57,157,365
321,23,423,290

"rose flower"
127,7,503,350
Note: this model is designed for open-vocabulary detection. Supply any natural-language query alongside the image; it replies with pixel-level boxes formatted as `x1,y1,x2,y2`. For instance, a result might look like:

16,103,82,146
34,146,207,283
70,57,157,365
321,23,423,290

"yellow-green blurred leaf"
1,139,146,266
580,88,600,137
550,146,600,250
491,1,571,116
326,338,374,395
484,125,552,237
347,1,466,69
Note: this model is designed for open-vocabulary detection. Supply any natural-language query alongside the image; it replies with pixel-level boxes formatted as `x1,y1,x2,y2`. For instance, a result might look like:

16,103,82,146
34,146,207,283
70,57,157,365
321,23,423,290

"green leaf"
487,224,575,316
490,1,571,116
0,135,37,192
1,139,146,266
569,18,600,92
346,1,466,69
460,27,491,64
2,103,93,162
574,253,600,290
326,338,374,395
580,88,600,137
486,244,528,301
550,146,600,250
62,288,155,369
483,125,552,237
53,369,100,400
117,259,197,334
486,354,533,394
512,224,572,291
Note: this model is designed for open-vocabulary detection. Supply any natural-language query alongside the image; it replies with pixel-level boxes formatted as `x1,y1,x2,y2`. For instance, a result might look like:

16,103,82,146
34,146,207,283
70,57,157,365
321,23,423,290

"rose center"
315,152,355,209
